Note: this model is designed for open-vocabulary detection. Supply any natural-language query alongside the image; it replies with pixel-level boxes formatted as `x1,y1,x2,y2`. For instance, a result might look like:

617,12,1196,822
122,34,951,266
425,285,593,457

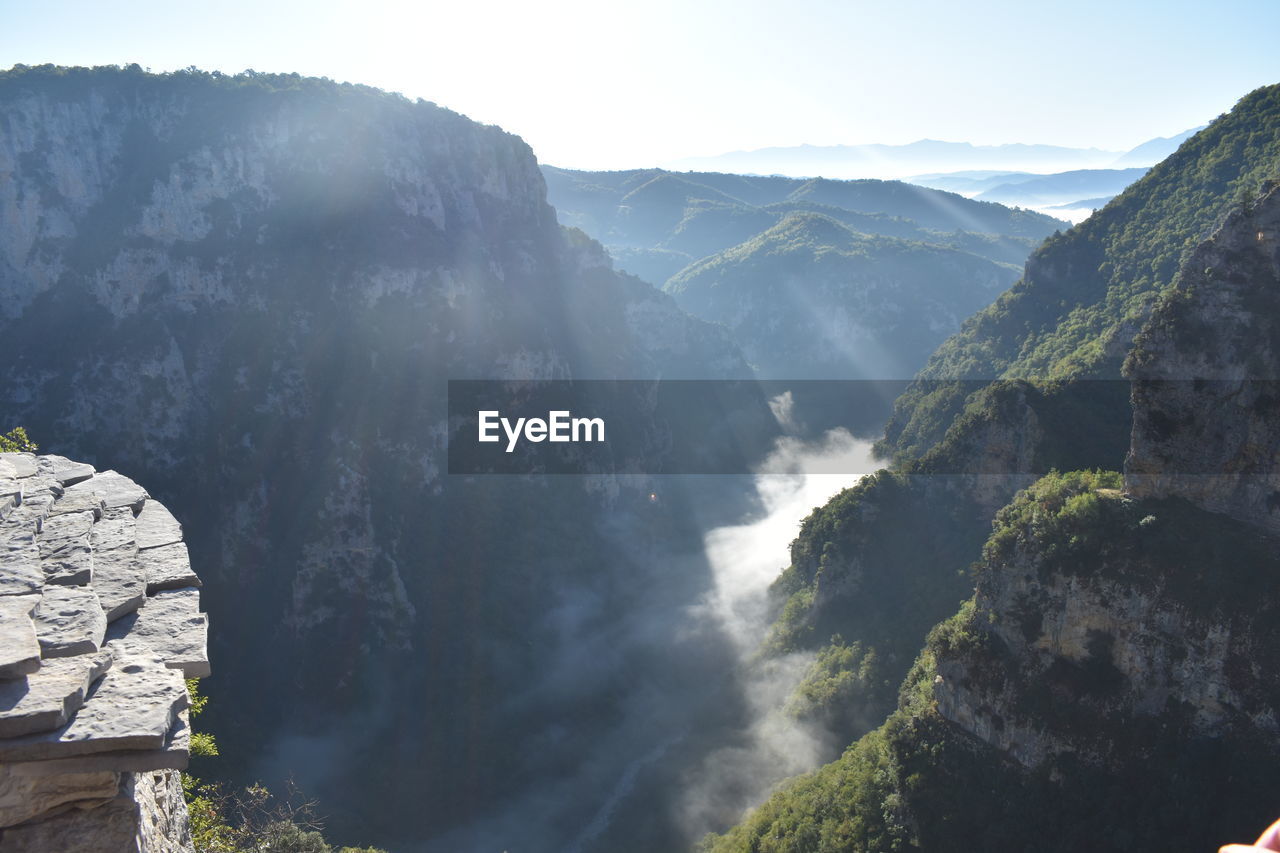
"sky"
3,0,1279,170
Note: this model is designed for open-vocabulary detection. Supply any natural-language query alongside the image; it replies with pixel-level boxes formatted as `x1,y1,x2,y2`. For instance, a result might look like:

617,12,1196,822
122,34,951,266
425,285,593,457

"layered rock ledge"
0,453,207,852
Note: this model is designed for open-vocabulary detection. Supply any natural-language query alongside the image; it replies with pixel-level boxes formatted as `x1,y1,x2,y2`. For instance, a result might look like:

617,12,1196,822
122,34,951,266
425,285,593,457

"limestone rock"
0,453,38,479
0,656,188,763
37,509,96,586
134,501,182,551
0,455,204,849
33,585,107,658
140,544,199,593
0,594,41,678
0,651,113,738
92,507,138,553
0,528,43,597
47,490,106,519
94,548,147,623
36,455,95,487
65,470,149,512
15,710,190,776
1125,184,1280,532
0,780,143,852
0,767,119,828
106,589,210,678
91,508,146,621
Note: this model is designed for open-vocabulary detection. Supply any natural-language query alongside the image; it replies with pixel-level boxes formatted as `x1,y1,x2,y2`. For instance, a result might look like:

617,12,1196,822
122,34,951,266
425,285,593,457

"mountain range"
544,167,1065,380
704,83,1280,853
2,62,1279,853
662,128,1203,181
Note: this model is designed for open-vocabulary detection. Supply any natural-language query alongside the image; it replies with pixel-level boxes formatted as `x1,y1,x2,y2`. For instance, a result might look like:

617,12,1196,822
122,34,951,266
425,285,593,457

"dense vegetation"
545,164,1064,385
882,83,1280,463
543,166,1057,294
707,471,1280,852
759,470,987,745
663,212,1017,378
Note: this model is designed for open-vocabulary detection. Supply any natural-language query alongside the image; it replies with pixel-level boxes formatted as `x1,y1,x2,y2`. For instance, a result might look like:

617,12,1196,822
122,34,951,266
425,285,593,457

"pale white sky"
3,0,1278,169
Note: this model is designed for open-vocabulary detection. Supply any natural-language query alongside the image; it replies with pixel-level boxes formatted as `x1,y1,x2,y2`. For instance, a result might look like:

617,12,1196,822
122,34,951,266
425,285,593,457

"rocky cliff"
711,95,1280,853
1126,182,1280,530
925,186,1280,841
0,453,206,852
0,65,768,850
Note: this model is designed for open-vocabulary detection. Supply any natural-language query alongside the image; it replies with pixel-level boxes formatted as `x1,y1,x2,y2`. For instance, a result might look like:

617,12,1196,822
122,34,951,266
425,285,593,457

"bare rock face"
932,187,1280,768
0,455,204,853
1126,183,1280,531
933,485,1280,771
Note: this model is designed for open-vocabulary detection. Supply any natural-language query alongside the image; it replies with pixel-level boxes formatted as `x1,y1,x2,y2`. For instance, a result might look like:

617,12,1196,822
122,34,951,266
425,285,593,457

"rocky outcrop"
931,189,1280,771
933,489,1280,770
1126,182,1280,532
0,453,205,852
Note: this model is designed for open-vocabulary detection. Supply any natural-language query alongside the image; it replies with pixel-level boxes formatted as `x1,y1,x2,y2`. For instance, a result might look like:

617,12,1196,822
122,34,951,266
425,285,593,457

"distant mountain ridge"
664,211,1017,378
663,129,1204,180
543,166,1063,379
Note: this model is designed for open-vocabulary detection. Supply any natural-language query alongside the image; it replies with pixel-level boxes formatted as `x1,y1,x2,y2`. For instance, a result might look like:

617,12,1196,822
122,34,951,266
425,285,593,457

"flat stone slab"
5,494,53,531
140,543,199,593
93,549,146,623
37,455,95,487
0,594,42,678
11,710,190,776
0,452,38,478
90,507,136,553
0,655,188,762
0,651,113,739
106,588,209,678
134,500,183,550
65,470,148,512
33,585,107,659
0,530,43,597
40,546,93,587
37,510,96,585
0,490,17,523
85,508,146,621
46,490,106,519
17,473,63,503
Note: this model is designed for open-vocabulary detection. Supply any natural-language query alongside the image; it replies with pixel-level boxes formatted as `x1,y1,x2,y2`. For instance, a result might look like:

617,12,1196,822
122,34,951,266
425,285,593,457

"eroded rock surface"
0,455,204,852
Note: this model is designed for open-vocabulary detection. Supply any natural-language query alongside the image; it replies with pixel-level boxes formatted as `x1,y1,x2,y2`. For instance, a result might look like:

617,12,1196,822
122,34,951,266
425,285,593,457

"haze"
4,0,1279,169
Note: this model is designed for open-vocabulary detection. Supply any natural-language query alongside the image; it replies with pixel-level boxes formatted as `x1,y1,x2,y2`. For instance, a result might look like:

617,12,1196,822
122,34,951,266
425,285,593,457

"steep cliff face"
933,475,1280,771
882,83,1280,467
927,188,1280,837
0,66,761,850
1126,182,1280,531
0,453,206,853
713,100,1280,853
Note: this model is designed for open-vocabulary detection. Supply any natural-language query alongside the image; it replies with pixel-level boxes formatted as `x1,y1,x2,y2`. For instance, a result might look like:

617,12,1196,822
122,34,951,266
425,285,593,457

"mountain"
907,170,1039,194
701,85,1280,851
663,139,1124,180
0,64,776,852
907,167,1153,224
1044,195,1115,211
975,167,1149,206
707,178,1280,853
1112,126,1205,167
882,86,1280,468
545,167,1064,382
663,212,1018,379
